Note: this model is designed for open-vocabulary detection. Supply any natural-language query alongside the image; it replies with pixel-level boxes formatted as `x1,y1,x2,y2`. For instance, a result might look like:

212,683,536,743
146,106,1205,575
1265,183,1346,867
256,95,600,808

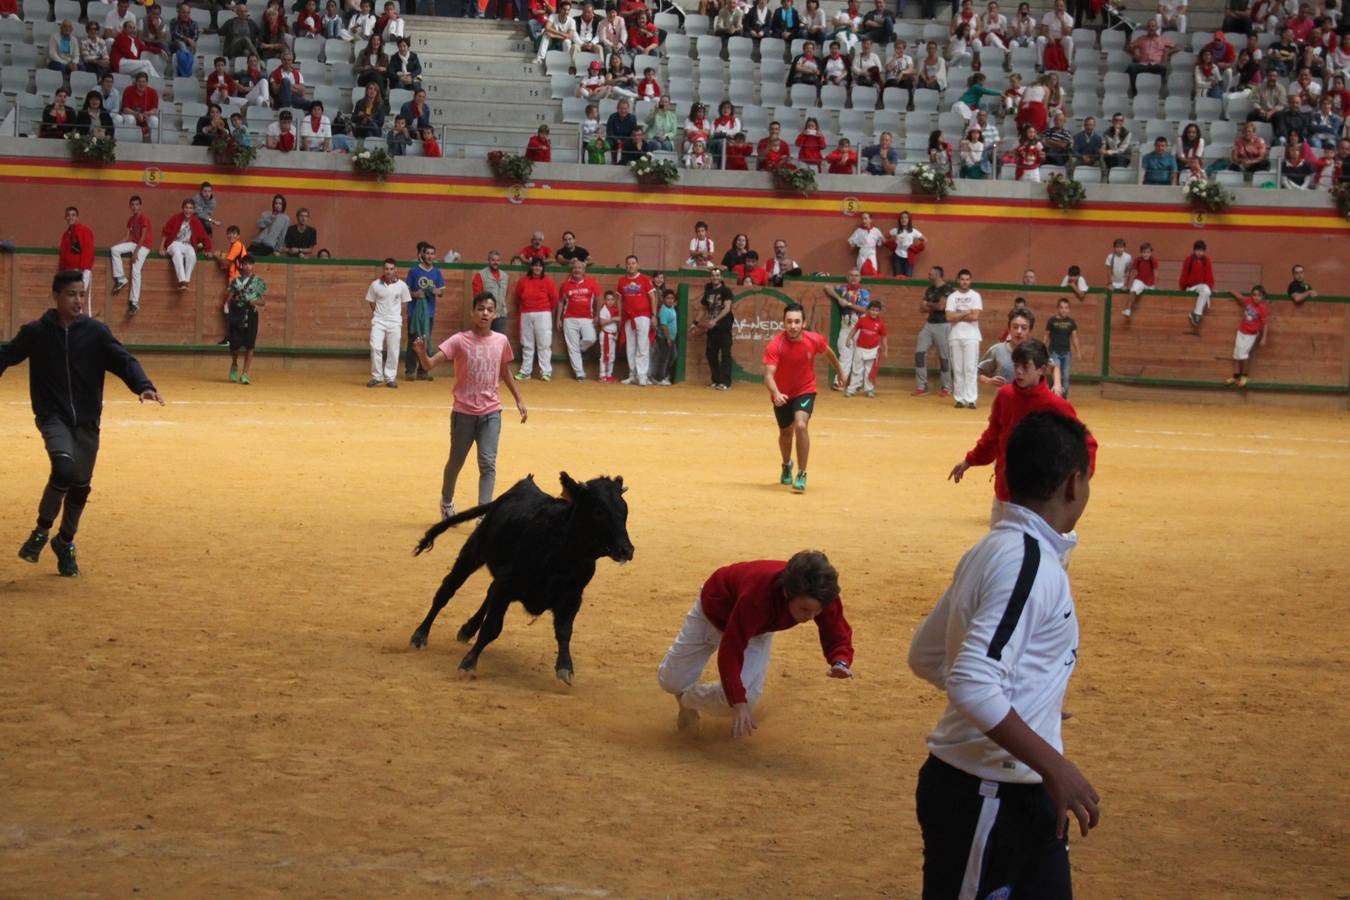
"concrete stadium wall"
2,250,1346,408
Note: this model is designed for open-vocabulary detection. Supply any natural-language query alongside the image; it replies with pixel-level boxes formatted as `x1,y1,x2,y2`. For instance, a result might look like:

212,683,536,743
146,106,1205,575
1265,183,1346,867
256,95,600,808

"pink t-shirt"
438,330,514,416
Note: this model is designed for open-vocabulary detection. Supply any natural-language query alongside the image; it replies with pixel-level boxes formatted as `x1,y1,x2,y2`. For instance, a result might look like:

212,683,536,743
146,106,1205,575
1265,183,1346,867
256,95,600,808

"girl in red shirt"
795,116,827,170
513,258,559,381
1013,123,1044,182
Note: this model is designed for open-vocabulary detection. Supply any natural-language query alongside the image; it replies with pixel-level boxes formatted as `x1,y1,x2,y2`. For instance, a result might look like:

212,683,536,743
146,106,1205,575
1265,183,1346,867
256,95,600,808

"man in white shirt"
909,411,1099,900
945,268,983,409
537,0,579,64
1035,0,1074,69
299,102,333,151
366,258,412,388
103,0,139,37
846,210,884,276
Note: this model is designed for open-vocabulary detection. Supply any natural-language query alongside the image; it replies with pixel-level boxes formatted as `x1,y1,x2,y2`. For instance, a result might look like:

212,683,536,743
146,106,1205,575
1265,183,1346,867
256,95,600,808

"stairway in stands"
406,16,581,162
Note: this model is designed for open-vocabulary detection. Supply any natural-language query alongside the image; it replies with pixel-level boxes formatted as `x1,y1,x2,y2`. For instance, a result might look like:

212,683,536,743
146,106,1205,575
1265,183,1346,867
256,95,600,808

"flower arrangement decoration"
908,162,955,200
486,150,534,184
771,160,818,197
64,131,116,164
1046,172,1086,210
1183,177,1233,213
352,146,395,181
628,154,680,185
209,134,257,170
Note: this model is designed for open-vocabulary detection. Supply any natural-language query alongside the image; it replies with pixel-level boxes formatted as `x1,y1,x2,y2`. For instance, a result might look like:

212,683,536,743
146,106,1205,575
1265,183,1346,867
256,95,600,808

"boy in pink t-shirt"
413,292,528,521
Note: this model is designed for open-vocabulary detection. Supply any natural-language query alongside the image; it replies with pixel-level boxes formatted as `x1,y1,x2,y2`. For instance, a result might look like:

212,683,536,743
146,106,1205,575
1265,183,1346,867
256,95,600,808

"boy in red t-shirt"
1121,240,1156,319
724,132,753,170
825,137,858,174
1226,285,1269,388
763,302,845,492
1181,239,1216,331
844,300,888,398
525,124,551,162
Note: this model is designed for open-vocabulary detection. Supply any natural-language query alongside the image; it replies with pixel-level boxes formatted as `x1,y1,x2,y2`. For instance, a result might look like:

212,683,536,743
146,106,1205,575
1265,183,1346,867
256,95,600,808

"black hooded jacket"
0,310,155,428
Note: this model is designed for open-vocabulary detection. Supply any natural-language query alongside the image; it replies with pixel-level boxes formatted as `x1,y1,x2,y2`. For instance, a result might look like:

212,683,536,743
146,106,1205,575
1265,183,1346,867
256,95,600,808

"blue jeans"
1051,350,1071,397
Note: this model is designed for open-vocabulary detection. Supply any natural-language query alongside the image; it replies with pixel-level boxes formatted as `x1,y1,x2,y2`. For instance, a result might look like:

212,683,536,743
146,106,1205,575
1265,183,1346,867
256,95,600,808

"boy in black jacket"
1,270,165,576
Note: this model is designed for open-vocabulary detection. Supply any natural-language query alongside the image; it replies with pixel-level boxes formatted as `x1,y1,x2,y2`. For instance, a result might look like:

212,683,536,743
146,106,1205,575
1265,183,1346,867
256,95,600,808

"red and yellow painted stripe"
2,156,1346,234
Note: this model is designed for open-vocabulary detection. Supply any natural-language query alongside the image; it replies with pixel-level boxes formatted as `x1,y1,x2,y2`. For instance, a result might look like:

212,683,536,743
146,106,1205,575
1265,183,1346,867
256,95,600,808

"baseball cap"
589,60,601,70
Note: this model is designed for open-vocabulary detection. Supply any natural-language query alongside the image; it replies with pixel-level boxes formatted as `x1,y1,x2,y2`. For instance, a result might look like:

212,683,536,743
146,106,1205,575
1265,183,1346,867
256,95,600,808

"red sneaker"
911,388,928,397
939,388,952,398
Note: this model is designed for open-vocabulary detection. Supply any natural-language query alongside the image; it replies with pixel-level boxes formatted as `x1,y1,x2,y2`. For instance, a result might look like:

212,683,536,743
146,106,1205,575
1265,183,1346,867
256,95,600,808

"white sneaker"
1122,307,1132,318
620,376,634,384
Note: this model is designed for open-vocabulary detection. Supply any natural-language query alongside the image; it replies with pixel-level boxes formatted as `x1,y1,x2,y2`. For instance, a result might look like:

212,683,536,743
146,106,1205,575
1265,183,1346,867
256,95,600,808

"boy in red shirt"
1226,285,1269,388
763,302,845,492
844,300,888,398
57,206,95,297
825,136,858,173
525,124,551,162
657,551,855,739
1180,239,1216,331
420,125,442,158
1121,240,1156,319
110,195,152,314
723,132,753,170
949,338,1097,530
636,66,661,100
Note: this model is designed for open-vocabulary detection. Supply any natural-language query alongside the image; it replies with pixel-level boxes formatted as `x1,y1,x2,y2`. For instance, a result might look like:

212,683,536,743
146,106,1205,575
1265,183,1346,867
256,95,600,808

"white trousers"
950,336,980,405
563,316,597,377
536,35,575,63
1035,35,1073,66
625,315,651,384
657,600,774,714
847,344,879,395
109,242,150,305
599,327,618,378
117,59,160,79
167,241,197,283
519,310,553,376
370,319,401,381
1189,285,1212,317
836,314,857,387
1153,11,1187,31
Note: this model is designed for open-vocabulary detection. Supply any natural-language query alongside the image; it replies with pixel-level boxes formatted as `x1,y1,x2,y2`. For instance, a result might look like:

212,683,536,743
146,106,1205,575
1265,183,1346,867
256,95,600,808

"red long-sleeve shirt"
699,559,854,707
58,223,95,271
965,380,1098,501
1179,253,1214,290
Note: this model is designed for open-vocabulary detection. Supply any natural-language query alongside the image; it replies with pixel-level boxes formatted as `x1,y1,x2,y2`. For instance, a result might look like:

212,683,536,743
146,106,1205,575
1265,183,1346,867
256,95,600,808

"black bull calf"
409,472,635,684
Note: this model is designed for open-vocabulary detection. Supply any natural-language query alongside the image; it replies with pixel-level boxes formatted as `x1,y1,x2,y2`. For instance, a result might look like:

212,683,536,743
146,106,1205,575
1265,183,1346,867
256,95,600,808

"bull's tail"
413,503,493,556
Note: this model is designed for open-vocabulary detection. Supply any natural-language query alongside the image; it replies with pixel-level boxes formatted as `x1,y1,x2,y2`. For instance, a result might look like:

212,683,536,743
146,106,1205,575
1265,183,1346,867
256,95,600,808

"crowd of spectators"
524,0,1348,187
6,0,1348,189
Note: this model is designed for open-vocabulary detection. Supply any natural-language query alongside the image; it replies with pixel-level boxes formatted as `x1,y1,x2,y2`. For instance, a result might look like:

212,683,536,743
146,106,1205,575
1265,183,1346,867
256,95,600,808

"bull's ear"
560,471,582,503
614,475,628,494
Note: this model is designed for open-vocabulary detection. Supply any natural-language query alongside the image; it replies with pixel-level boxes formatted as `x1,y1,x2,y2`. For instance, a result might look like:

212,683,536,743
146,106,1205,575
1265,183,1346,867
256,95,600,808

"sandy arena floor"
1,364,1347,898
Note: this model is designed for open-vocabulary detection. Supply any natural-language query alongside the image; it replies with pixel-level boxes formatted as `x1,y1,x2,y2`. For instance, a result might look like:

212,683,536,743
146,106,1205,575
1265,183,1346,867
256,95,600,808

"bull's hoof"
555,667,574,686
455,623,477,643
409,630,429,649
